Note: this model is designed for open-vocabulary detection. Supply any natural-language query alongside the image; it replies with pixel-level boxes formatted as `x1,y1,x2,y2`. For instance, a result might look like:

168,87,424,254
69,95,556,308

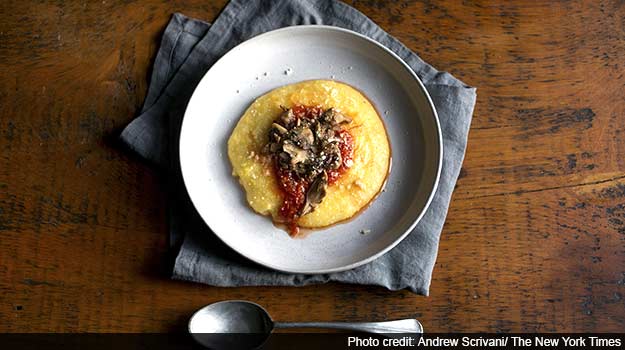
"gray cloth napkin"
120,0,476,295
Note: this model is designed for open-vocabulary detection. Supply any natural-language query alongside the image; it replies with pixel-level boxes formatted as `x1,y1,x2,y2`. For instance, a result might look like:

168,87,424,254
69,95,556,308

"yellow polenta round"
227,80,390,228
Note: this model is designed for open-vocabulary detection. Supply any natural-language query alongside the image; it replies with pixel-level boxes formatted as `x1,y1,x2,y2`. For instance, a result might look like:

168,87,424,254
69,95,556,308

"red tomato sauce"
291,105,324,119
277,167,308,235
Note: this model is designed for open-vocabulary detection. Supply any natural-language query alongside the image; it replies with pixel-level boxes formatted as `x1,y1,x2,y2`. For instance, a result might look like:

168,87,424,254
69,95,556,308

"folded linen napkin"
120,0,476,295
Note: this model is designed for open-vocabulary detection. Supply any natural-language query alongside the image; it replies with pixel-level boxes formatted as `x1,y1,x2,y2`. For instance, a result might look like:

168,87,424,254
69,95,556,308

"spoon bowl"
189,301,273,349
189,300,273,334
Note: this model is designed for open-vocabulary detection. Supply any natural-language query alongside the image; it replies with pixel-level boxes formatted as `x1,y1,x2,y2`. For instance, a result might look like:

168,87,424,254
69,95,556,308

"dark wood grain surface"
1,0,624,333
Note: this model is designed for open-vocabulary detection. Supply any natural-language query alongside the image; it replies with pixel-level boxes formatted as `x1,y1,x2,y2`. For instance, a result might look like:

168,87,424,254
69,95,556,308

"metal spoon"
188,300,423,348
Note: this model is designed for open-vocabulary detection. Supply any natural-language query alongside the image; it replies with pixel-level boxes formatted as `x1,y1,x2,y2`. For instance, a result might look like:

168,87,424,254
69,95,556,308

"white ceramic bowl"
179,26,442,273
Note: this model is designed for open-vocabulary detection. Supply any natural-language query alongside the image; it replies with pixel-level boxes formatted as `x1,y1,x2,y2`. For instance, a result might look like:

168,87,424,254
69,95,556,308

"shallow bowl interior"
179,26,442,273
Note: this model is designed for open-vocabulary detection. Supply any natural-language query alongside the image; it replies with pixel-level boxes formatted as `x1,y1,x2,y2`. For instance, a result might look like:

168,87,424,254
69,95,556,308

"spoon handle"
273,319,423,333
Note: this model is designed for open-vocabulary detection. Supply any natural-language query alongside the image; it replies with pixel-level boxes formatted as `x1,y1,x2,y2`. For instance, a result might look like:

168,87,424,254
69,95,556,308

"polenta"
227,80,390,236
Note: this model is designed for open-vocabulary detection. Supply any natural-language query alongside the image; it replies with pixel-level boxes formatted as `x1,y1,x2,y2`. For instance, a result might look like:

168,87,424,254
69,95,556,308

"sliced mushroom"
262,142,280,155
293,162,310,176
277,152,291,168
320,142,341,169
314,122,334,141
283,142,309,165
299,171,328,216
322,108,352,125
279,108,296,126
334,113,352,125
293,127,314,149
269,123,287,143
271,122,288,135
268,142,280,153
325,135,342,144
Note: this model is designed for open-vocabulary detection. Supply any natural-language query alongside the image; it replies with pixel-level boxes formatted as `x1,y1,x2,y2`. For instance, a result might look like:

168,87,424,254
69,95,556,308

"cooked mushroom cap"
279,108,296,126
300,171,328,216
272,122,288,135
322,108,352,125
282,142,309,165
293,126,314,149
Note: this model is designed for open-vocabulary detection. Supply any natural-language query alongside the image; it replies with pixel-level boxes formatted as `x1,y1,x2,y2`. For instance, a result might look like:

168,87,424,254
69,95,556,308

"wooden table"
1,0,624,333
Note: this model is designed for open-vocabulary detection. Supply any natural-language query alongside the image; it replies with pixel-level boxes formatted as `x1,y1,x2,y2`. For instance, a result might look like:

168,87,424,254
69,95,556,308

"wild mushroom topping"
265,105,355,235
322,108,352,126
293,126,315,149
279,107,296,127
300,171,328,216
323,142,342,169
282,142,309,165
271,122,288,136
